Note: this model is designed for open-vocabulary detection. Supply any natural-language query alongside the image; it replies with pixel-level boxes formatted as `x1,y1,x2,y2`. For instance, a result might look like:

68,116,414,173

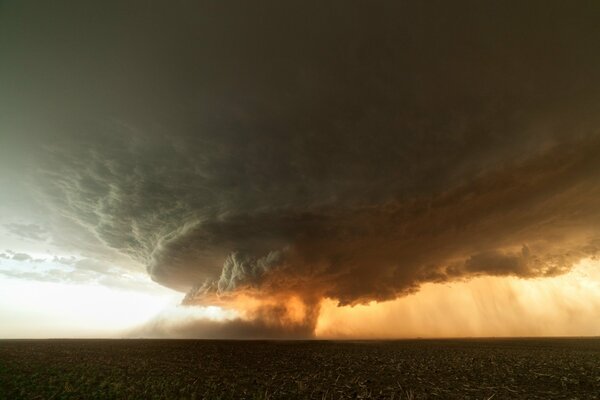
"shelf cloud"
2,1,600,337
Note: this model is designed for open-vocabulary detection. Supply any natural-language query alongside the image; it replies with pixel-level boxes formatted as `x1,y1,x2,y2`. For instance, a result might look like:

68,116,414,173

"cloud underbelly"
148,136,600,311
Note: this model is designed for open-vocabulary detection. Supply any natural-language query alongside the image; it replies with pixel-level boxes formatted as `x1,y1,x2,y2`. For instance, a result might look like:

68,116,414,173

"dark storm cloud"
2,1,600,332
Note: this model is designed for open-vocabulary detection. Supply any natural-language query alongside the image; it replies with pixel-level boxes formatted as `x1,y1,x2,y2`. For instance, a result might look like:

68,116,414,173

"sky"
1,1,600,339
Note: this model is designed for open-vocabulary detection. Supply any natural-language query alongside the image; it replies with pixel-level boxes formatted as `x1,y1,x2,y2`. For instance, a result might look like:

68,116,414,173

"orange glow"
185,289,319,329
160,259,600,338
230,293,313,325
315,258,600,338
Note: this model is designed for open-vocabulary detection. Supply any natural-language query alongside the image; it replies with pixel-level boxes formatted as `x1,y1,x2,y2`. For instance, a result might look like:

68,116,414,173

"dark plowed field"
1,339,599,399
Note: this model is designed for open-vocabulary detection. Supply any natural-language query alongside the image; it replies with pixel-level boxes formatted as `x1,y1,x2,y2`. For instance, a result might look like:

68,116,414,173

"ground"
0,338,599,399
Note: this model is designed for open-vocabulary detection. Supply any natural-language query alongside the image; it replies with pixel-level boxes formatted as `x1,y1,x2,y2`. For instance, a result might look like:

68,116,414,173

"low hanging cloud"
2,2,600,337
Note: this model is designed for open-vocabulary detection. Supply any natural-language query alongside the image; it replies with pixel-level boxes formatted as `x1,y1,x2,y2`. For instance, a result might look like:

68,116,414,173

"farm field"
1,338,599,399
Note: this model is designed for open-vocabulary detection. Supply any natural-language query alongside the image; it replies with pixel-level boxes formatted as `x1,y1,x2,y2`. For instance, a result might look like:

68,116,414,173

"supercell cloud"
1,2,600,336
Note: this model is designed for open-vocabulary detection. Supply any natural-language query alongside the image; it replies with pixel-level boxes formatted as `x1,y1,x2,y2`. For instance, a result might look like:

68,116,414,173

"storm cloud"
2,1,600,335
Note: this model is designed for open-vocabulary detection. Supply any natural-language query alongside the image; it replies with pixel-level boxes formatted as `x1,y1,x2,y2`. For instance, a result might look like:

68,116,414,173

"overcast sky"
1,1,600,338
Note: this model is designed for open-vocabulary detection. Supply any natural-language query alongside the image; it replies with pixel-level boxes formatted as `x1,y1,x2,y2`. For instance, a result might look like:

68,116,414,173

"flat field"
0,338,599,399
